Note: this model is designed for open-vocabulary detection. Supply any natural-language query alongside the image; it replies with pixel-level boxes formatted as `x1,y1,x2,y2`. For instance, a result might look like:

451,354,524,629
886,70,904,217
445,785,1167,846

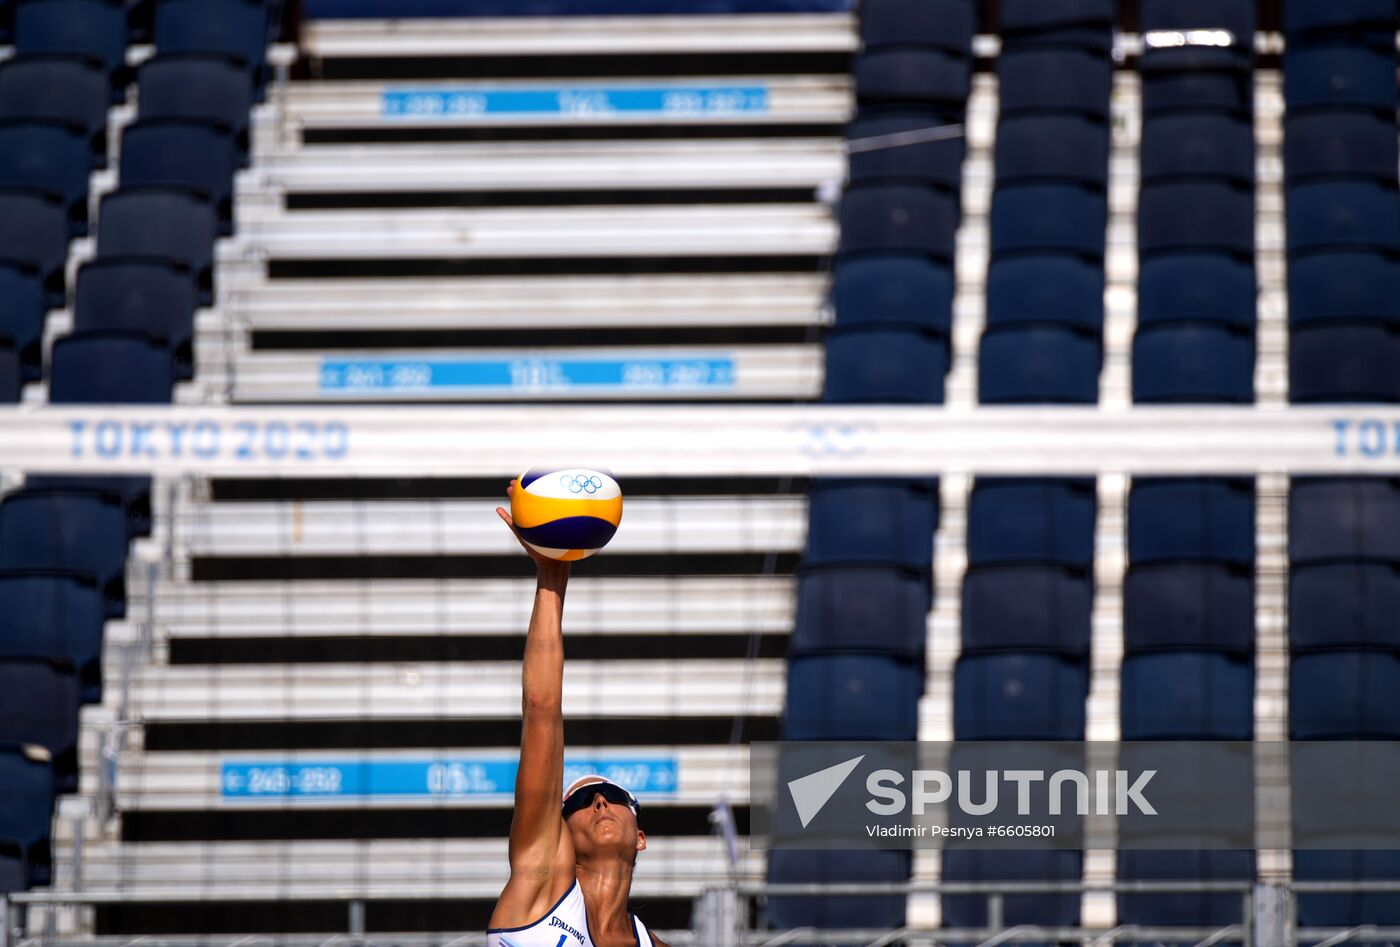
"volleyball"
509,467,624,561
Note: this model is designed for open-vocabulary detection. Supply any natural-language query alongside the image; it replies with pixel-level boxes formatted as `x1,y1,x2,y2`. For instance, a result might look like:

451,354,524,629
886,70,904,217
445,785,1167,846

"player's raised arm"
488,484,574,925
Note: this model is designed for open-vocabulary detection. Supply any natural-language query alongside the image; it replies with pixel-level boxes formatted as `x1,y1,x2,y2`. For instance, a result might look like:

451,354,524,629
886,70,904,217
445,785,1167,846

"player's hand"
497,482,571,576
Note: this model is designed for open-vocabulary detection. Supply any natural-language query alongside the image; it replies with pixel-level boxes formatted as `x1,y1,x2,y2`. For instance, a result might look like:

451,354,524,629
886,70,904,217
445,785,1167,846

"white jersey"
487,880,657,947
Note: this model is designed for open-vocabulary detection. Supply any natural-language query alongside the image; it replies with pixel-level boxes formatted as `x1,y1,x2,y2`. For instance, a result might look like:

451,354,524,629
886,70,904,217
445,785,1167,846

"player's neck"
575,857,635,930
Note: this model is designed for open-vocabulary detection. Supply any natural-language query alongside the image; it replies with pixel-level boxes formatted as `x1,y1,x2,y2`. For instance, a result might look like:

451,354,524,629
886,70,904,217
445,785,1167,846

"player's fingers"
496,507,514,527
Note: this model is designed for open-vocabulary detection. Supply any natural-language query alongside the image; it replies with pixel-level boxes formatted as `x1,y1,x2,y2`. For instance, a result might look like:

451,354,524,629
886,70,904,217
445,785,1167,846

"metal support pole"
693,888,740,947
0,895,11,947
1253,881,1288,947
348,900,365,941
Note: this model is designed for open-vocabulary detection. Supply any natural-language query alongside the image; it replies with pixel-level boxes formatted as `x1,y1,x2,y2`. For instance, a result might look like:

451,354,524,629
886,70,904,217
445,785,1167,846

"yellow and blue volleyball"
510,467,623,561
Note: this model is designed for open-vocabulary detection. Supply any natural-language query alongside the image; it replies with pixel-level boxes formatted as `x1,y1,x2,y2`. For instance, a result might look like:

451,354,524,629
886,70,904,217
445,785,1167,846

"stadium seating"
1117,849,1254,933
784,654,923,741
1286,181,1400,253
1140,113,1254,184
953,653,1088,740
967,478,1096,568
978,324,1101,404
1139,181,1254,256
1127,475,1256,564
1121,651,1254,739
1288,250,1400,323
22,475,153,540
1291,651,1400,739
859,0,972,54
74,258,199,380
766,849,910,931
13,0,129,100
829,256,953,335
0,190,69,306
1284,0,1397,36
1291,562,1400,652
0,489,129,618
1137,253,1256,328
0,56,111,166
0,262,45,383
989,184,1107,257
49,330,176,404
0,342,19,403
1285,111,1399,183
846,111,964,190
804,478,939,573
1124,562,1255,653
1132,322,1255,403
999,0,1112,48
1284,42,1399,112
1290,478,1400,564
994,113,1109,187
137,55,256,166
1140,46,1253,116
822,324,949,403
1291,322,1400,403
154,0,271,97
838,184,957,260
985,254,1105,331
0,658,80,793
97,187,219,307
962,564,1092,655
941,850,1084,931
996,46,1112,118
119,119,238,234
0,120,94,235
853,49,970,109
1294,850,1400,928
790,567,930,657
0,744,56,889
0,570,105,703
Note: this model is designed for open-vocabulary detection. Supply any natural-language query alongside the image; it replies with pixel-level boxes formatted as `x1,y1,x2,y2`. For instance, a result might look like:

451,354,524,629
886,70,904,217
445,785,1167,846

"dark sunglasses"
562,781,639,820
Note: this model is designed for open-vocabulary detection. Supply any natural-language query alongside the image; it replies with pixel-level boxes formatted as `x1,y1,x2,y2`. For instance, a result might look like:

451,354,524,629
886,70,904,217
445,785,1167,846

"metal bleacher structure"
3,0,1400,945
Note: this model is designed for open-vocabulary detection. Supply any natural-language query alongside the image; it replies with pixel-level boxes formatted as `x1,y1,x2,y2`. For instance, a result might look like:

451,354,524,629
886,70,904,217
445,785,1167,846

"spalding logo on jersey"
510,467,623,561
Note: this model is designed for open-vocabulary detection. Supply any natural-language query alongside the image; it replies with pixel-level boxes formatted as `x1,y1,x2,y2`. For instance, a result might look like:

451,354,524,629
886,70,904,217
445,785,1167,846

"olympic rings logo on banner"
560,474,604,494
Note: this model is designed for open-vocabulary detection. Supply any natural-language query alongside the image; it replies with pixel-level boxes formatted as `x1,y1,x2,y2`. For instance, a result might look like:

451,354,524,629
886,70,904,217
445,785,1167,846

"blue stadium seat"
791,567,931,657
1139,181,1253,255
999,0,1114,40
0,190,68,306
138,54,255,166
0,744,55,889
846,111,964,190
1140,0,1255,41
1285,42,1398,113
1290,478,1400,564
1140,113,1254,185
784,654,922,740
1140,46,1253,117
0,658,80,793
996,46,1112,118
119,119,237,234
1294,850,1400,929
822,325,948,404
1284,0,1397,37
23,475,152,539
305,0,852,11
830,256,953,335
953,652,1088,740
1291,651,1400,739
1132,322,1254,403
0,341,19,404
1288,251,1400,324
962,564,1092,655
0,0,10,43
990,184,1107,257
838,185,957,261
1117,850,1254,931
49,330,175,405
942,850,1083,931
0,490,129,619
1138,253,1256,329
1121,651,1254,739
1287,182,1400,254
968,478,1096,568
1291,321,1400,403
995,114,1109,187
978,324,1101,404
97,187,218,307
74,257,198,380
985,253,1104,331
767,849,910,931
1129,477,1254,566
0,839,21,894
0,120,93,236
1285,112,1399,184
853,49,970,108
1292,562,1400,652
1124,563,1255,654
0,263,45,383
0,56,111,167
805,478,939,573
860,0,973,54
14,0,129,100
155,0,270,97
0,571,105,704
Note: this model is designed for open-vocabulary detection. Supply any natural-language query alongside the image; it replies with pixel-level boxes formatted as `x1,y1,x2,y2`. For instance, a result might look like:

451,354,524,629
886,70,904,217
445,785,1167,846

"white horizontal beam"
2,405,1397,476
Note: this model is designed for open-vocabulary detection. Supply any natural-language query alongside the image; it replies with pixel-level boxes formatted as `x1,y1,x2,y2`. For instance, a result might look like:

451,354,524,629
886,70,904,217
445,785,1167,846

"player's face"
565,789,647,860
